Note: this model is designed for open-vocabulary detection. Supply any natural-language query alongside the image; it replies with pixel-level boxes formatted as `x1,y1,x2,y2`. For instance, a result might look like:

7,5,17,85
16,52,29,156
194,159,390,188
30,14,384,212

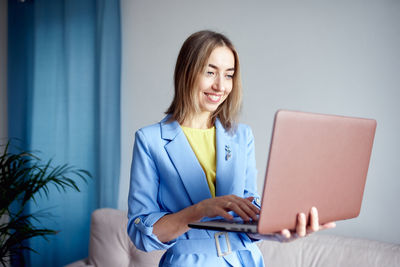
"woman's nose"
212,75,225,91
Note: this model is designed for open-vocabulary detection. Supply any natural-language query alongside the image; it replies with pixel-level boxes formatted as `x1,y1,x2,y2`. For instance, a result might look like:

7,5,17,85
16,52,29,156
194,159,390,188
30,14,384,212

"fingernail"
312,207,317,214
282,229,290,238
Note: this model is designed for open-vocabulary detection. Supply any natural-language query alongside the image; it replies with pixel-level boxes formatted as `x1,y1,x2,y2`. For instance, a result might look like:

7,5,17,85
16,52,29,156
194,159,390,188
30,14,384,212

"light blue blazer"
127,116,264,267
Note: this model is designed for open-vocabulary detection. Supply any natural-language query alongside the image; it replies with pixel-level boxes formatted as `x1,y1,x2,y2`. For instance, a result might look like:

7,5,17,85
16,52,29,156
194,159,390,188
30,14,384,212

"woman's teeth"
206,93,221,102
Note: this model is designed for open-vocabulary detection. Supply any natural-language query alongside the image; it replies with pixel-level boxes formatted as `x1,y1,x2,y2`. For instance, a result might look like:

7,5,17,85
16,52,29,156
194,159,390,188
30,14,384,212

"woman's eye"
207,71,215,76
226,74,234,79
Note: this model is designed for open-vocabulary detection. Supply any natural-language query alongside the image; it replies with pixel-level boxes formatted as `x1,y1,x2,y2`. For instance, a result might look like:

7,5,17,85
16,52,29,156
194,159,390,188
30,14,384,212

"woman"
127,30,335,267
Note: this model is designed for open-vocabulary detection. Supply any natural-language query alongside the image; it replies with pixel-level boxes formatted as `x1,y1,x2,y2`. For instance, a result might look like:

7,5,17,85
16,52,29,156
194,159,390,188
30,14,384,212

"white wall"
0,0,7,141
119,0,400,244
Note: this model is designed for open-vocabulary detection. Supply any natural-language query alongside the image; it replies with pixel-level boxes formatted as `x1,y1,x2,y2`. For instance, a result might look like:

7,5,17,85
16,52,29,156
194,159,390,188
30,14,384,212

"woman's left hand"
274,206,336,242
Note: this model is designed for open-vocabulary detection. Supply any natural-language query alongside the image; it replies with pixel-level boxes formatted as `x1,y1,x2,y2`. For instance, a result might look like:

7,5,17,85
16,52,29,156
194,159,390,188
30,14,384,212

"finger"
223,201,251,221
245,196,254,202
238,196,260,214
320,221,336,230
296,213,307,237
236,199,259,221
309,207,319,232
217,208,234,221
228,196,259,219
233,208,251,221
244,198,261,215
281,229,291,239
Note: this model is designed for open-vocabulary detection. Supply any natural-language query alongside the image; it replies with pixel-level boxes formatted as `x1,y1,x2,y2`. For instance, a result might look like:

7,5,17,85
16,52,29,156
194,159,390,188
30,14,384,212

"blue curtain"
7,0,121,266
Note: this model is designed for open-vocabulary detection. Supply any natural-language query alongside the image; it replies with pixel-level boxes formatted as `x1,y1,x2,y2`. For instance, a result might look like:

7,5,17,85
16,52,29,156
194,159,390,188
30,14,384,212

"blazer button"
134,217,141,224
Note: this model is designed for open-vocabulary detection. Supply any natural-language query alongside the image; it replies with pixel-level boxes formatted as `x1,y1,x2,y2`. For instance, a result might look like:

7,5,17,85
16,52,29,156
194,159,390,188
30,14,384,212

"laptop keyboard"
213,219,258,225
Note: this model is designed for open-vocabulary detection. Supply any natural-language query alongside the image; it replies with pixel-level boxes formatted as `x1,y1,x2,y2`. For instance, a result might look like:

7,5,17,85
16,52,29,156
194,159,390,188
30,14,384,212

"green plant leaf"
0,140,92,263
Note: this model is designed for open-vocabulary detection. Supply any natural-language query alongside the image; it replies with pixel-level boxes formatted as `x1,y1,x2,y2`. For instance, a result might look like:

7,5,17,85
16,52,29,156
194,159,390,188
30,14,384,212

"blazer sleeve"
127,129,177,252
242,126,264,242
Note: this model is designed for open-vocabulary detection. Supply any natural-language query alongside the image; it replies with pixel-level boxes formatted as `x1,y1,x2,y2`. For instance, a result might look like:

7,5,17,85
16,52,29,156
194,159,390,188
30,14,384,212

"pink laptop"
189,110,377,234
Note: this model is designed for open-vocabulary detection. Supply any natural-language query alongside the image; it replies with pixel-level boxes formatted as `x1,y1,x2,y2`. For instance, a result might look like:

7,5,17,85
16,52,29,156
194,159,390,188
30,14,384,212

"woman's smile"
204,92,223,103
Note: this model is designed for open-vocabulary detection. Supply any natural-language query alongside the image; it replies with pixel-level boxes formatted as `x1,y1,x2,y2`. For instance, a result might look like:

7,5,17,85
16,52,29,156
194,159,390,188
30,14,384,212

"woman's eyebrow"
208,64,235,72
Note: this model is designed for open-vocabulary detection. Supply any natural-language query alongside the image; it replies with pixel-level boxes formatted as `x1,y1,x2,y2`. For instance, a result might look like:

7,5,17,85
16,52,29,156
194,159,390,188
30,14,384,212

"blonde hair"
165,30,242,131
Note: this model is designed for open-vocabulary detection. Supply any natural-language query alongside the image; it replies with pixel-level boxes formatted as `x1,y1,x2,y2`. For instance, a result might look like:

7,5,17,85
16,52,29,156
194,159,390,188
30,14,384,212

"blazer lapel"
161,117,212,204
215,119,239,197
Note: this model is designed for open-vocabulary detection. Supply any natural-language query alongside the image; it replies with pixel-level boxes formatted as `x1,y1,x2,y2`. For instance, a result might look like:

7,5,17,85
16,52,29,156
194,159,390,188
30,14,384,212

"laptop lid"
257,110,376,234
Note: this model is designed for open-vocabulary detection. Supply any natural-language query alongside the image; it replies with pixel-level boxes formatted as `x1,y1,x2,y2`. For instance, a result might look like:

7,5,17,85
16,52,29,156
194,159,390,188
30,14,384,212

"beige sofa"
66,208,400,267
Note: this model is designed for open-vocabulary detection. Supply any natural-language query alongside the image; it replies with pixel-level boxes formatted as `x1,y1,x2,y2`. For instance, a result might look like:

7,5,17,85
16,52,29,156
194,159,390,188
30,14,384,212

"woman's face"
194,46,235,115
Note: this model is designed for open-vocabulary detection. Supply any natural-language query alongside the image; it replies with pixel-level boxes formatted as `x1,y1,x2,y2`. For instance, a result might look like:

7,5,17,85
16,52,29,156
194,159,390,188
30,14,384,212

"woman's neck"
181,112,213,129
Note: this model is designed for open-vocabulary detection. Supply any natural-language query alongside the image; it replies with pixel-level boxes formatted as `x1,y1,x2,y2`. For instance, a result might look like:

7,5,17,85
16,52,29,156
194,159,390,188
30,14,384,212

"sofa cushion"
258,233,400,267
88,208,164,267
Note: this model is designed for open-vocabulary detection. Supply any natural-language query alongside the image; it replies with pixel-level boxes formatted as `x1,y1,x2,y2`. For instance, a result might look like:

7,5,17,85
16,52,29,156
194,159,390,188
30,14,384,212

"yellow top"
181,126,216,197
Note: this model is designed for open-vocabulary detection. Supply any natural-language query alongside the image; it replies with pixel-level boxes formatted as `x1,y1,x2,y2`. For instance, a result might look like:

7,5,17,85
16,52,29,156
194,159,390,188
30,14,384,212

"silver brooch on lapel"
225,145,231,161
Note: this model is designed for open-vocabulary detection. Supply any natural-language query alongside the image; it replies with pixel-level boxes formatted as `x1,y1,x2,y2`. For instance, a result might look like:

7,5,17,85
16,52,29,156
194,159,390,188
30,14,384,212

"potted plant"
0,141,91,266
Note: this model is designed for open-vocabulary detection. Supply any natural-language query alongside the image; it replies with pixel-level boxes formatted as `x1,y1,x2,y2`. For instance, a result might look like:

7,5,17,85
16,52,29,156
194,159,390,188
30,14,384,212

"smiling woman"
127,31,265,267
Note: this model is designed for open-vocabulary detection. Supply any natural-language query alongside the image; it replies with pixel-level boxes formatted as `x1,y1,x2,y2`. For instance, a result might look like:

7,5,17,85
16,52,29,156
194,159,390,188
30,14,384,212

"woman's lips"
205,93,222,103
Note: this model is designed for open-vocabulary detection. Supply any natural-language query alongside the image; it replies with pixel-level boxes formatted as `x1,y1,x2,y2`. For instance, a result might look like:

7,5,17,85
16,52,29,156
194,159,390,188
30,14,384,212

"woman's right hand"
195,195,259,222
153,195,259,243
